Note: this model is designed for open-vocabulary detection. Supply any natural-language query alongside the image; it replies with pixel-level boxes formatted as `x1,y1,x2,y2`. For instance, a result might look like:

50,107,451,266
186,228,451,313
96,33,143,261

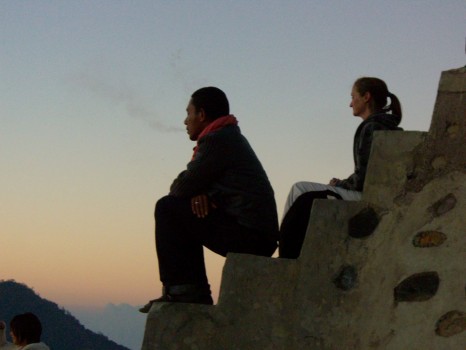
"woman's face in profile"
350,86,370,119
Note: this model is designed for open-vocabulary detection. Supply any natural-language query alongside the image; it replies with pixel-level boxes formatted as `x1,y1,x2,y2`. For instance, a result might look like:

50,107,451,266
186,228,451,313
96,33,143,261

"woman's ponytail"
387,92,402,122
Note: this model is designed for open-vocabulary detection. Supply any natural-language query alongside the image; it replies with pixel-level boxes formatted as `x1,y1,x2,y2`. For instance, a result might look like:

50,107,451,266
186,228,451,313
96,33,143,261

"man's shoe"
139,284,213,313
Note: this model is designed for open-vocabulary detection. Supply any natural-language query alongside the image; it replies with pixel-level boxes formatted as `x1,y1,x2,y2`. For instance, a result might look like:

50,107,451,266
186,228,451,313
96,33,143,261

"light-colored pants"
282,181,362,220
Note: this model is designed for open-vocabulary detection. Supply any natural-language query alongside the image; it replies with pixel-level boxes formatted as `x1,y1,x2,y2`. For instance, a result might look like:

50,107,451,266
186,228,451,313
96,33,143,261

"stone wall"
142,67,466,349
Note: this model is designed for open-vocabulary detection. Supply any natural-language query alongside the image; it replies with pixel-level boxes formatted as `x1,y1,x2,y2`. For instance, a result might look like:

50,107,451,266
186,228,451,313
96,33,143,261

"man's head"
10,313,42,345
185,87,229,141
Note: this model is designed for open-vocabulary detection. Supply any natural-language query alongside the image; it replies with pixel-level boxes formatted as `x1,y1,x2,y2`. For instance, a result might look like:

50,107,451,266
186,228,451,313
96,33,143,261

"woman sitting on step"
279,77,403,259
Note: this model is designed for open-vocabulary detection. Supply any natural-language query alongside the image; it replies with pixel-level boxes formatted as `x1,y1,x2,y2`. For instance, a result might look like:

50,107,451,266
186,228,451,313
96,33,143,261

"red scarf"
192,115,238,160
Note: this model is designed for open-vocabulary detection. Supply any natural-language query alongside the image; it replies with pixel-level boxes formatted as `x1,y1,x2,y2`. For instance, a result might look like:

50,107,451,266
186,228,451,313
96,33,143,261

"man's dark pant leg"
155,195,277,287
155,195,209,286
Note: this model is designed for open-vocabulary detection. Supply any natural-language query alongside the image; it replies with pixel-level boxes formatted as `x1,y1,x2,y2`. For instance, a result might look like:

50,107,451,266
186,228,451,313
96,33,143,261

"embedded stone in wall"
412,231,447,248
435,310,466,337
429,193,456,217
394,272,439,302
348,206,379,238
446,123,459,138
333,265,358,291
431,155,447,169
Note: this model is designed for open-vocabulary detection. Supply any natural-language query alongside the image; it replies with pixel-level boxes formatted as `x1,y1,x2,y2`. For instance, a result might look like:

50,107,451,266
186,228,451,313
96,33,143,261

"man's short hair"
10,313,42,344
191,87,229,120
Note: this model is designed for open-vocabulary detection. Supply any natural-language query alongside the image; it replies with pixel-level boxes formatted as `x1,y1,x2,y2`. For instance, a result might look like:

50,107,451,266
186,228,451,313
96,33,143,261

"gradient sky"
1,1,465,309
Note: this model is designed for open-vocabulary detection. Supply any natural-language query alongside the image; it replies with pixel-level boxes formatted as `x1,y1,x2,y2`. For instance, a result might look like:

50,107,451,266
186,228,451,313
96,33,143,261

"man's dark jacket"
170,124,279,236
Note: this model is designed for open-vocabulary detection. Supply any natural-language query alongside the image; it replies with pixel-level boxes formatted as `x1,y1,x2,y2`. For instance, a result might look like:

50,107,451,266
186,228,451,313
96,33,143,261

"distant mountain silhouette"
0,280,130,350
70,303,146,350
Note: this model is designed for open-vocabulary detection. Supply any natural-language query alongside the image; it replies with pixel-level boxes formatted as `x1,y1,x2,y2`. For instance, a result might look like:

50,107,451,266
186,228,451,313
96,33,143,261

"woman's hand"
191,194,216,218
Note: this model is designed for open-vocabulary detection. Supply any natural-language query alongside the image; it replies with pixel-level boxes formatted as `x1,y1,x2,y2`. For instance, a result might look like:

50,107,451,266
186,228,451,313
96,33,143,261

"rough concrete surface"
142,67,466,349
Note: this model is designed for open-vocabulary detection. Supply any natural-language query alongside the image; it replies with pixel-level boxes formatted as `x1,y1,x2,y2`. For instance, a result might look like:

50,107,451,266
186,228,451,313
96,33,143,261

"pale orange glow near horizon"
2,249,225,309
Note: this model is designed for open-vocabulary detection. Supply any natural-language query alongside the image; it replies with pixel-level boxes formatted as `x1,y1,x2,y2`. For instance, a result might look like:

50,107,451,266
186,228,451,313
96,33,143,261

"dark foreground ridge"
0,280,129,350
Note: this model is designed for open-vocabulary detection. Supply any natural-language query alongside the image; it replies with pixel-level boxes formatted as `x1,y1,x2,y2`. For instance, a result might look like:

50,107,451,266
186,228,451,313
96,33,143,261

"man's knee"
155,195,172,217
155,195,191,219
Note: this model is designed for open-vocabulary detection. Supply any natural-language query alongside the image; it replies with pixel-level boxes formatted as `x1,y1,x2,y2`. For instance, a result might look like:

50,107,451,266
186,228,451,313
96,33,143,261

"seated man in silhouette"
9,313,50,350
140,87,278,312
0,321,16,350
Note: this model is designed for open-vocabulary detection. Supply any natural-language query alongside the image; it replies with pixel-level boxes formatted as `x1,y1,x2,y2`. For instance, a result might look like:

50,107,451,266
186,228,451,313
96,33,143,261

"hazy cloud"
67,72,184,133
